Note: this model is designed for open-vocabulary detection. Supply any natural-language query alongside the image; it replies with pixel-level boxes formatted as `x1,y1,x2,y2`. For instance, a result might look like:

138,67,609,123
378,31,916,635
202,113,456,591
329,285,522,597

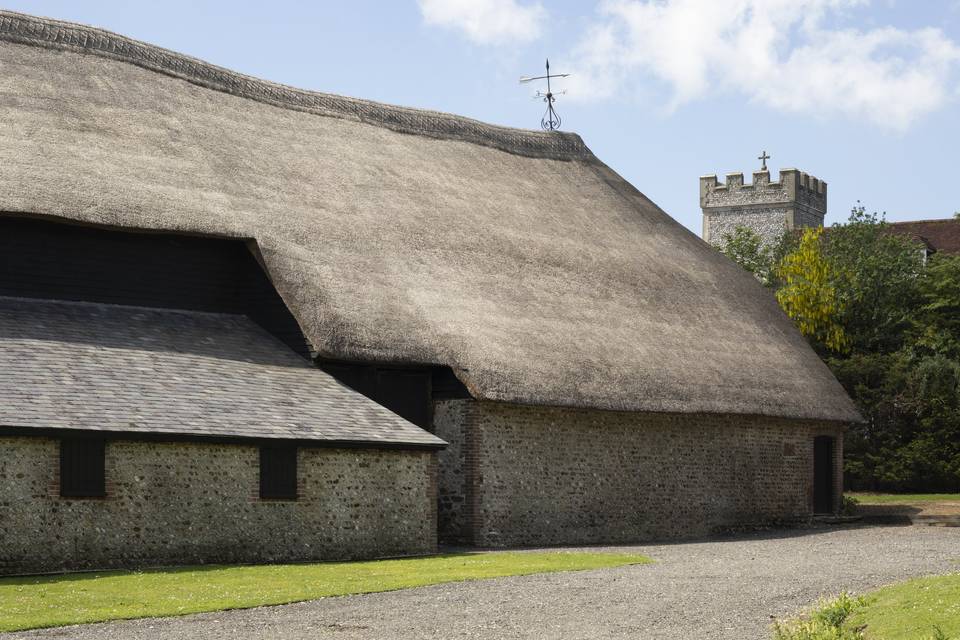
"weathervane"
520,59,570,131
758,150,771,171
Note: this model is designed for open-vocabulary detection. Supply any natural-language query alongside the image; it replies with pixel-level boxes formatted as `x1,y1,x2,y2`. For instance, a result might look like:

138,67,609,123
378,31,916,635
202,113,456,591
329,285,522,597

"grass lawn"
773,575,960,639
851,574,960,639
848,493,960,505
0,551,651,632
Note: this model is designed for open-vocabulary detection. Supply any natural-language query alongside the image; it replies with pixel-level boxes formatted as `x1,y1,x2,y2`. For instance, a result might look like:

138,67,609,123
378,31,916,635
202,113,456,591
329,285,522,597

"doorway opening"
813,436,835,514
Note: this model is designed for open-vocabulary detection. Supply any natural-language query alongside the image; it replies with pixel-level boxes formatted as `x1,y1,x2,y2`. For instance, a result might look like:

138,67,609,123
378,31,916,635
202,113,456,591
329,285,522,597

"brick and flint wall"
435,400,844,547
700,169,827,246
0,437,436,574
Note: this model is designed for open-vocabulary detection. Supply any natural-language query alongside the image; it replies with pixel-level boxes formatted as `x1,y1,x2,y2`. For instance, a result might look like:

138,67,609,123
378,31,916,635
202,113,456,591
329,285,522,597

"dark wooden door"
813,436,835,514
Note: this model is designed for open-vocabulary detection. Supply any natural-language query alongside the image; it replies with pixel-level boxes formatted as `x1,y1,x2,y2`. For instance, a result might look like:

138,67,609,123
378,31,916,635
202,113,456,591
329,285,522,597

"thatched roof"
0,296,445,447
0,11,860,423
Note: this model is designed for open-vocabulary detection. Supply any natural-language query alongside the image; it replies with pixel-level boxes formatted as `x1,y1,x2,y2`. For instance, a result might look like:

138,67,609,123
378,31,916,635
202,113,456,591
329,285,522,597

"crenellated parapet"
701,169,826,208
700,167,827,246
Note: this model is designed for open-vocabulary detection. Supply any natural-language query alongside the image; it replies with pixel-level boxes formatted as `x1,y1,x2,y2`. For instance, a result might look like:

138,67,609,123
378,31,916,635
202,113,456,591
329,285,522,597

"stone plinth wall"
0,437,436,575
436,400,843,547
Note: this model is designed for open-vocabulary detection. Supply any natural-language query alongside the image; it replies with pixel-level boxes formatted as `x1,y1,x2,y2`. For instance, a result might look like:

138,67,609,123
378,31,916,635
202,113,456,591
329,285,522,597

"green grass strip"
850,574,960,639
773,575,960,639
848,493,960,505
0,551,651,632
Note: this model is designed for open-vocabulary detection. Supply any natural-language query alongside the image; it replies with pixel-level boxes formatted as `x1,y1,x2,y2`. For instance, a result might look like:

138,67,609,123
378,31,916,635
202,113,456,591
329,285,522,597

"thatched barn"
0,10,858,571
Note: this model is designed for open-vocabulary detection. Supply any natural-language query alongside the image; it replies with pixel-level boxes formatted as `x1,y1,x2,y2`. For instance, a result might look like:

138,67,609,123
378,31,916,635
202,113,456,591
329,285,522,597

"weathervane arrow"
520,59,570,131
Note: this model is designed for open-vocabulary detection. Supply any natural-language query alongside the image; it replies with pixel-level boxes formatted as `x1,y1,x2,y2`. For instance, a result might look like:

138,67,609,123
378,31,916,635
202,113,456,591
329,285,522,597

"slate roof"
0,296,445,448
0,11,860,423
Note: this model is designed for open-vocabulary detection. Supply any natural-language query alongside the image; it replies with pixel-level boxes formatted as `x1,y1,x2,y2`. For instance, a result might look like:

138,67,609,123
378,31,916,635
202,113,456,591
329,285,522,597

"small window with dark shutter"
60,438,106,498
259,445,298,500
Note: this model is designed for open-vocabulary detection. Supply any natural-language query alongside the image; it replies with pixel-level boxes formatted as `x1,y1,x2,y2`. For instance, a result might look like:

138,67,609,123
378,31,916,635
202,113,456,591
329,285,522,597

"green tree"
822,205,924,354
762,206,960,491
912,254,960,358
717,226,797,287
717,226,772,283
711,207,960,490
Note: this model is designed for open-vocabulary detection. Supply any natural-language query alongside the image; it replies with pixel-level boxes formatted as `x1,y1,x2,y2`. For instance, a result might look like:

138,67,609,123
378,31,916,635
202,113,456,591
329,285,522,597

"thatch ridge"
0,10,588,161
0,11,861,424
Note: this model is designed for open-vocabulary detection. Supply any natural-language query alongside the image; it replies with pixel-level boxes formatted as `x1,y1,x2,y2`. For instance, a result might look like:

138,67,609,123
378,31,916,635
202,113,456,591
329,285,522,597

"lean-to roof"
0,296,445,447
0,11,860,423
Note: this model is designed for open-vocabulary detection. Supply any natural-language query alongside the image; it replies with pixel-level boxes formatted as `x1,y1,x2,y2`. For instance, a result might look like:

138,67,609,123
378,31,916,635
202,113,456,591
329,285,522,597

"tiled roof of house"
0,296,445,448
886,219,960,255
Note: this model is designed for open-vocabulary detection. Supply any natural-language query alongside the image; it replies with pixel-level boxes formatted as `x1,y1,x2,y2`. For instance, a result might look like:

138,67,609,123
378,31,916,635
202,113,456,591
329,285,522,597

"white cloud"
565,0,960,130
417,0,546,45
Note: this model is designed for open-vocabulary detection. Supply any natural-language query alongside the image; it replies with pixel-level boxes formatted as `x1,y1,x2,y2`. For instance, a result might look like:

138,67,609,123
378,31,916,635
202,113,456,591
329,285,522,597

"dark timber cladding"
319,362,472,431
0,216,311,358
320,362,429,430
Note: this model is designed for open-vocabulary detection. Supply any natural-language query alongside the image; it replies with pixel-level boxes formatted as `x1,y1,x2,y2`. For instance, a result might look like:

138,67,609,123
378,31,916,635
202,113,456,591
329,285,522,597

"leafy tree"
821,205,924,354
717,205,960,491
717,226,797,287
822,210,960,492
774,226,848,353
717,226,772,284
912,254,960,357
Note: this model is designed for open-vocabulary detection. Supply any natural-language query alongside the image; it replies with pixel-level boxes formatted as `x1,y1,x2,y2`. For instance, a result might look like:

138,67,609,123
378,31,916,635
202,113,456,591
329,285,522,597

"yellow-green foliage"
775,227,849,352
0,551,651,632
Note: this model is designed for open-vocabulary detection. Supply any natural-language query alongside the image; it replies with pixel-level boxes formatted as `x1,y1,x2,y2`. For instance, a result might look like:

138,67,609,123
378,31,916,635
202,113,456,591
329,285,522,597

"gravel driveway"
5,525,957,640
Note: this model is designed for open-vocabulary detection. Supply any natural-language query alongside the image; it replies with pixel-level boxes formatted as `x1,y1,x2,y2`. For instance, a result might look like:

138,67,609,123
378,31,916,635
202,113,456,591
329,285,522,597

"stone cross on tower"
758,150,770,171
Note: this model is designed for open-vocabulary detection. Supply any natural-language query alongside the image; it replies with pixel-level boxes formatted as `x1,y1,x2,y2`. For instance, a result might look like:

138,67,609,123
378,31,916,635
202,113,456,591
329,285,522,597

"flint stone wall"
433,400,470,544
435,400,843,547
704,208,791,247
0,437,436,575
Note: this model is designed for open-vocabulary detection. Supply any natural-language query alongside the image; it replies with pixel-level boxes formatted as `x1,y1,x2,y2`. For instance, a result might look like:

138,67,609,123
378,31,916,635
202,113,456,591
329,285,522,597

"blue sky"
6,1,959,233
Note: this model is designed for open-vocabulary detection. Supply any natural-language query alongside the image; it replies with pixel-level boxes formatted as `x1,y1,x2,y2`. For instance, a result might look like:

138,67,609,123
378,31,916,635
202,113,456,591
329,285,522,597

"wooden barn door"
813,436,835,514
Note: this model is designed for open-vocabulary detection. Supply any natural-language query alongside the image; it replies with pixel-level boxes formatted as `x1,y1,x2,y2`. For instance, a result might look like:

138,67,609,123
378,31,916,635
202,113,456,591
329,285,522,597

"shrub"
839,495,859,516
772,593,866,640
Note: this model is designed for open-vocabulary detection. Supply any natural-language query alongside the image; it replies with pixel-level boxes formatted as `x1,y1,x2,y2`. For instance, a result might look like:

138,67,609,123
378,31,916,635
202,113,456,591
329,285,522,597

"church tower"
700,157,827,246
